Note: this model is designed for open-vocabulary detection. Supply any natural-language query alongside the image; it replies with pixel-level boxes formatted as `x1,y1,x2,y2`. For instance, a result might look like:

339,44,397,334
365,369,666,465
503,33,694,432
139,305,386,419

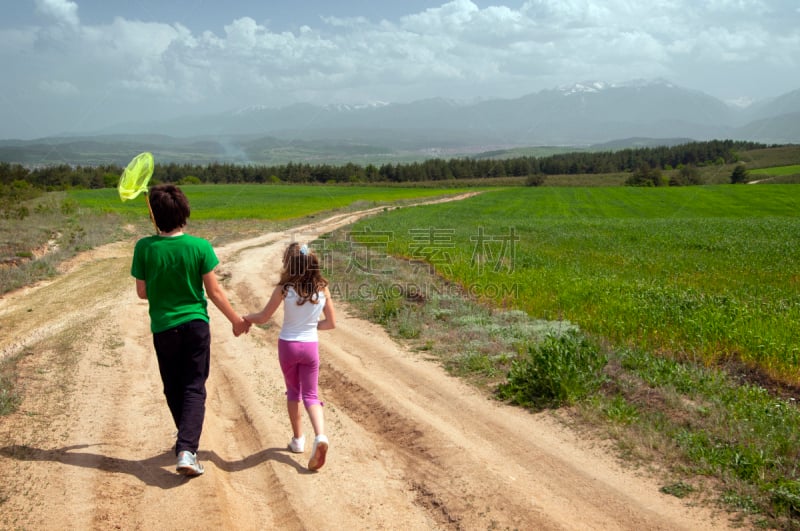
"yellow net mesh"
118,152,154,201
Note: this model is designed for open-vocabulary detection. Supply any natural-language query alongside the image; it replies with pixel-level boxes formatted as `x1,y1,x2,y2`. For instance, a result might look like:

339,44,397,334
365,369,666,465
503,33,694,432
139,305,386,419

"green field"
68,184,471,221
347,185,800,381
750,164,800,177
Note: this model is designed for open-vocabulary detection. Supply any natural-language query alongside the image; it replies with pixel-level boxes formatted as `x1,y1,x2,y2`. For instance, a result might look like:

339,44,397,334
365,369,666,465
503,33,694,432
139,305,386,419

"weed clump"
496,330,607,410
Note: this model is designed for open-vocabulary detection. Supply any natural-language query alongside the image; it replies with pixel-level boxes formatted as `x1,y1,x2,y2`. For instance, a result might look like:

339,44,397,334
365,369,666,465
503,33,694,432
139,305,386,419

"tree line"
0,139,770,194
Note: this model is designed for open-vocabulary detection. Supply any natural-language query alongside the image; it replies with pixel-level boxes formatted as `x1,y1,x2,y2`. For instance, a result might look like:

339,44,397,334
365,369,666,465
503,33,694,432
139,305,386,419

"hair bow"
299,244,309,255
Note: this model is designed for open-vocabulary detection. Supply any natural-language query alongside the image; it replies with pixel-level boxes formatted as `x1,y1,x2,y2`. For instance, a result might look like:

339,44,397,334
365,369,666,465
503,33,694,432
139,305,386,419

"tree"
730,164,749,184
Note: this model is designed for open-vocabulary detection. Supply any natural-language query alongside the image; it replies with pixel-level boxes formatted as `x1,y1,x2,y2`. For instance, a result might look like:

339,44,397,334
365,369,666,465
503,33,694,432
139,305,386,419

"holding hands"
233,316,251,337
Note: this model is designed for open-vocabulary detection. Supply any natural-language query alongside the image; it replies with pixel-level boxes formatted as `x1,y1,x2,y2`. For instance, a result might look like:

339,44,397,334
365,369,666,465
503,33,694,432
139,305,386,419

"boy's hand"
233,317,251,337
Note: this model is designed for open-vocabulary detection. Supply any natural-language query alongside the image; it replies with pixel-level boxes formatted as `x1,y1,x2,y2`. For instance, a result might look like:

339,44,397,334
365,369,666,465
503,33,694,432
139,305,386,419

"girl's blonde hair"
279,242,328,305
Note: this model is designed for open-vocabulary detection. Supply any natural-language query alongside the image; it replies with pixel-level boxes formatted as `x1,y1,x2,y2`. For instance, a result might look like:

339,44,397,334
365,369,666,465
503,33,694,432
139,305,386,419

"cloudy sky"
1,0,799,139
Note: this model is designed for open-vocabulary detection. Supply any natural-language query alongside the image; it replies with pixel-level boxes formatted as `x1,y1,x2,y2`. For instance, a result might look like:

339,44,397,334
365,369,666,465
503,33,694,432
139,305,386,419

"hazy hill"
1,80,798,165
743,89,800,121
734,112,800,144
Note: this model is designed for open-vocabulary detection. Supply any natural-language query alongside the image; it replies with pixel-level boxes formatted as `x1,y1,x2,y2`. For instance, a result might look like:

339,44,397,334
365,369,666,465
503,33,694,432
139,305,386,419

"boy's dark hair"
148,184,190,233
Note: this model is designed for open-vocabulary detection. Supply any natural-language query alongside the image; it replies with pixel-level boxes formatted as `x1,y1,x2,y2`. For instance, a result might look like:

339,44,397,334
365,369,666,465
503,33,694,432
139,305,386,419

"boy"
131,184,249,476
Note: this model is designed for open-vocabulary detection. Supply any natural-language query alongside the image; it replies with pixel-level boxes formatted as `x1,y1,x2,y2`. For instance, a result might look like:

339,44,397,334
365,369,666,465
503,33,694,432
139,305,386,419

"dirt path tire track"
0,195,736,530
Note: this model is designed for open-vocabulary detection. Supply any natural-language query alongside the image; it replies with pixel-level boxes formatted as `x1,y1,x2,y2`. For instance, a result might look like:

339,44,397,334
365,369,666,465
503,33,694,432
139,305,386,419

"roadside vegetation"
0,192,134,294
0,351,23,416
320,232,800,527
328,182,800,527
3,141,800,527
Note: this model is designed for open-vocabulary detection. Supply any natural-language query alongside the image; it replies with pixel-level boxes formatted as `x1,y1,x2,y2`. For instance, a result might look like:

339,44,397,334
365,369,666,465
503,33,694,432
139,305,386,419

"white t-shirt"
279,286,326,342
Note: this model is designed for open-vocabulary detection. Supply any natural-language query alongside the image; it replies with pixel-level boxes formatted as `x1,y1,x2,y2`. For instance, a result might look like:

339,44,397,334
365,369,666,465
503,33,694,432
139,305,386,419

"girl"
245,242,336,471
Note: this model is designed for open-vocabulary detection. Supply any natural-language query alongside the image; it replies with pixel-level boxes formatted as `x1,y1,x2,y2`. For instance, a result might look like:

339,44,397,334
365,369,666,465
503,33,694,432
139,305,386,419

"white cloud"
35,0,79,26
2,0,800,138
82,17,183,61
401,0,480,33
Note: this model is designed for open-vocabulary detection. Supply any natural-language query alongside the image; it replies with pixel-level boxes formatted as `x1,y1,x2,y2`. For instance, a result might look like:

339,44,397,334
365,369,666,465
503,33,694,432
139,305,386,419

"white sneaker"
308,435,329,471
176,451,204,476
288,435,305,453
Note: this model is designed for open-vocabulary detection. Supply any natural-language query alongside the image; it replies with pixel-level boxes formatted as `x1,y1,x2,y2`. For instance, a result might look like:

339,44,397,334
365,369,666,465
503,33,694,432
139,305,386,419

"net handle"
145,193,158,234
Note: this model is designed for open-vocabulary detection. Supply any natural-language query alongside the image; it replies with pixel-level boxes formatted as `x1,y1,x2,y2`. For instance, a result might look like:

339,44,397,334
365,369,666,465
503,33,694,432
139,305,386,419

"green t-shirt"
131,234,220,333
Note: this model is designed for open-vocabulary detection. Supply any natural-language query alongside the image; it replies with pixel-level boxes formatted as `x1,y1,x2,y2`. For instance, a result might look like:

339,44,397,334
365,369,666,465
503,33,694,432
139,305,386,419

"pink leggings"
278,339,323,407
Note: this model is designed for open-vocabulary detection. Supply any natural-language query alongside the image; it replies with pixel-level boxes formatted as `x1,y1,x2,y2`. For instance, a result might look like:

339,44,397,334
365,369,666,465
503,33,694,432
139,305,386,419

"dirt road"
0,198,735,530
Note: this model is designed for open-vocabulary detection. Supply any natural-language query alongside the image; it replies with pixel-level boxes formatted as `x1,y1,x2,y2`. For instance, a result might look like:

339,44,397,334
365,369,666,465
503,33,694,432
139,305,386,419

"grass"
67,184,471,221
0,193,135,295
344,185,800,385
597,347,800,528
750,165,800,177
322,183,800,526
739,146,800,169
0,352,24,416
748,164,800,184
319,228,578,390
321,220,800,524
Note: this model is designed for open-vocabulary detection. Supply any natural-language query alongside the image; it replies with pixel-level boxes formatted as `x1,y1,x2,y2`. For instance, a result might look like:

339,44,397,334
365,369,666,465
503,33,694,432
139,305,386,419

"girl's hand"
233,317,251,337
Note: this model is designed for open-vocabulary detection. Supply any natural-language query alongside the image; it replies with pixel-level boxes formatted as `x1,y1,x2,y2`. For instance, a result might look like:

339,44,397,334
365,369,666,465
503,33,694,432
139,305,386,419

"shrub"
730,164,749,184
103,173,118,188
525,174,545,187
770,480,800,517
625,165,665,187
1,205,29,220
496,330,607,409
371,293,401,324
60,198,79,215
179,175,202,185
669,165,703,186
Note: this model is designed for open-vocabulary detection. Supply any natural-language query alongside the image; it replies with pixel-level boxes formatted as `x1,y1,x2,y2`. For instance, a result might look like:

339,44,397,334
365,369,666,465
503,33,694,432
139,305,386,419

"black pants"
153,320,211,456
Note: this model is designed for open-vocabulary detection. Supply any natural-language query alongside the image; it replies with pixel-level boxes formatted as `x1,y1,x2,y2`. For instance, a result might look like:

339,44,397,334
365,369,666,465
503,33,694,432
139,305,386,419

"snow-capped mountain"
3,79,799,164
140,79,796,144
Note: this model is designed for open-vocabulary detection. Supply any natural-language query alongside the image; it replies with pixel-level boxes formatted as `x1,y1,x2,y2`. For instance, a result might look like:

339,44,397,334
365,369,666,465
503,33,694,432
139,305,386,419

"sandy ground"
0,196,738,530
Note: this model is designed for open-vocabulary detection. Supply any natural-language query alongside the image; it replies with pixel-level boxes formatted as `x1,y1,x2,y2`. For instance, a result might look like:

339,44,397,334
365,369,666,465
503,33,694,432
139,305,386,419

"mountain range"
2,79,798,166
